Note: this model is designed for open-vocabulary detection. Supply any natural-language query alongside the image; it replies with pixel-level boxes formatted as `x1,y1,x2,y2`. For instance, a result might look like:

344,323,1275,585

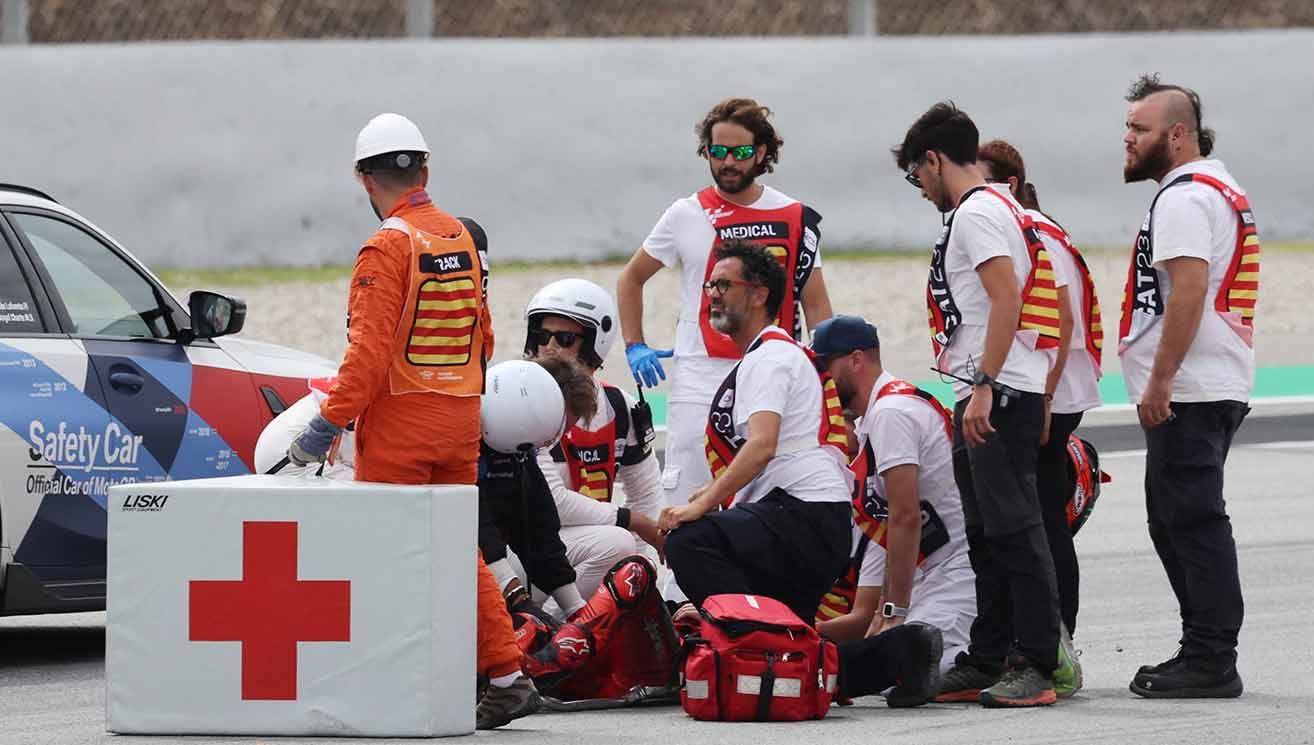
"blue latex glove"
625,342,673,389
288,413,343,466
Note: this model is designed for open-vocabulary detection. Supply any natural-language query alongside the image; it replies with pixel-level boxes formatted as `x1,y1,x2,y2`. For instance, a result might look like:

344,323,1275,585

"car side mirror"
180,291,246,343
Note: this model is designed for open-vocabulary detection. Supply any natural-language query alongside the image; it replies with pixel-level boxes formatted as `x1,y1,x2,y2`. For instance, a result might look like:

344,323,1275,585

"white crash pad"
106,474,476,737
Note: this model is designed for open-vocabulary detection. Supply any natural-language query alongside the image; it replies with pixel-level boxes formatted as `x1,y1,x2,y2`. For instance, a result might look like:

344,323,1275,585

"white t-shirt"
541,382,663,526
725,326,850,505
642,185,820,404
1029,210,1103,414
852,371,966,579
1120,159,1256,403
938,185,1051,400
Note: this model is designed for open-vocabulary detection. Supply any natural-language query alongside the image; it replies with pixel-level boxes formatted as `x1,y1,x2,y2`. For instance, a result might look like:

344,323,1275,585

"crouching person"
811,316,975,675
659,240,942,706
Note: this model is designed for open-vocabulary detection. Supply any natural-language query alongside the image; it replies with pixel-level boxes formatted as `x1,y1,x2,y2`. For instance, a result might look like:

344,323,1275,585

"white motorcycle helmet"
481,360,567,453
524,278,618,369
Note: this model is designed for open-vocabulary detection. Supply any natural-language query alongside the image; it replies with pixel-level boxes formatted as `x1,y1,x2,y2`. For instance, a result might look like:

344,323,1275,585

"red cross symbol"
189,521,350,700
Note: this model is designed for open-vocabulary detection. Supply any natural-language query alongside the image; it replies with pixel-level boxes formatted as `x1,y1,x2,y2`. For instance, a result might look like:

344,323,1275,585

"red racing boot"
566,556,657,656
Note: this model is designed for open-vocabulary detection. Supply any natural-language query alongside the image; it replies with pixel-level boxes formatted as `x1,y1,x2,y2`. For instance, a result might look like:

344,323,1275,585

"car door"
7,210,257,518
0,212,117,598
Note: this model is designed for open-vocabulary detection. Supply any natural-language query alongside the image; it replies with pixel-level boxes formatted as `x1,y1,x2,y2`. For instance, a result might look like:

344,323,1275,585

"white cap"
354,113,430,164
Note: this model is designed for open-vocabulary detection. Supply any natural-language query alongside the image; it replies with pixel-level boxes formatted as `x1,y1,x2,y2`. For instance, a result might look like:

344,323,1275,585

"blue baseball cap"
810,315,879,364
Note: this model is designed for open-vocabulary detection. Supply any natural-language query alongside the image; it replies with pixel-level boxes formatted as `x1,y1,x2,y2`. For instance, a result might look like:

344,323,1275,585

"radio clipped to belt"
632,386,657,459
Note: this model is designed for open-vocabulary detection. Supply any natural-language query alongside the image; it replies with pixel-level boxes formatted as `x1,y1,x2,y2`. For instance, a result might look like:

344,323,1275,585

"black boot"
837,623,943,707
1130,655,1242,699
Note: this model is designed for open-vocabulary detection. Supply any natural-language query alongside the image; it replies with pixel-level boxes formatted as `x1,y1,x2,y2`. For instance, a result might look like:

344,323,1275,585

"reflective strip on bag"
826,674,839,694
686,679,709,700
737,674,801,697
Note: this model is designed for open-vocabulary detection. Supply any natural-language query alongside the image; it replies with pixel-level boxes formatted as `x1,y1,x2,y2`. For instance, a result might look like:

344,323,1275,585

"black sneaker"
476,676,542,730
886,623,944,708
1137,646,1185,676
935,653,1002,703
1130,658,1243,699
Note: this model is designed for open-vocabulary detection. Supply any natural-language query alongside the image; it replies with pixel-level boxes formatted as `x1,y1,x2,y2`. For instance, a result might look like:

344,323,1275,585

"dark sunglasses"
703,278,756,295
707,144,756,161
528,329,581,347
904,155,926,189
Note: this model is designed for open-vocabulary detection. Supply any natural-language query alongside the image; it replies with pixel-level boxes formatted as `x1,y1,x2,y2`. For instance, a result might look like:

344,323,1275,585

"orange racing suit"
320,186,518,678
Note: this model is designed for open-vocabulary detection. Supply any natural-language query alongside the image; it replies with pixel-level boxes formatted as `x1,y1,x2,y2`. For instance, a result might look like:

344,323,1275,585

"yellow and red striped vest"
385,210,490,397
1119,172,1260,350
553,385,633,502
1032,217,1104,370
815,533,872,625
704,329,848,508
926,186,1062,359
849,380,953,565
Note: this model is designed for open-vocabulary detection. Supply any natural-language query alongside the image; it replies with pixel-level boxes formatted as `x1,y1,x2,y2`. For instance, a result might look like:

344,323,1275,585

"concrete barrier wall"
2,31,1310,267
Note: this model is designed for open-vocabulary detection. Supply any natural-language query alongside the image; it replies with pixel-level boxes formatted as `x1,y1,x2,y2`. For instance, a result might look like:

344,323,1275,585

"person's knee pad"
603,554,658,608
567,555,657,653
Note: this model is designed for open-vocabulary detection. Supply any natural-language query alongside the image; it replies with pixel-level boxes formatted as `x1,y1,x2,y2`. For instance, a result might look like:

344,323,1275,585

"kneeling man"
660,241,941,705
811,315,975,675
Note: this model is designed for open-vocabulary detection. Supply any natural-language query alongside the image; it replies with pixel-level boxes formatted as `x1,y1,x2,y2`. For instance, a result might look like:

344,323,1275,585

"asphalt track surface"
2,419,1311,743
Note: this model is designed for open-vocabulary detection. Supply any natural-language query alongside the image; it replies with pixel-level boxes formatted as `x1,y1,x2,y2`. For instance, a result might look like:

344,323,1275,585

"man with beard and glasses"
892,102,1061,708
1119,74,1258,700
658,241,944,708
616,97,833,603
284,113,536,729
810,315,975,677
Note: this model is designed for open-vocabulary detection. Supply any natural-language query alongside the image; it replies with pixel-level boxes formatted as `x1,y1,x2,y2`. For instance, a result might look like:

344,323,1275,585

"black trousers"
1143,400,1248,666
664,488,851,626
952,388,1060,674
1037,411,1084,634
477,449,577,594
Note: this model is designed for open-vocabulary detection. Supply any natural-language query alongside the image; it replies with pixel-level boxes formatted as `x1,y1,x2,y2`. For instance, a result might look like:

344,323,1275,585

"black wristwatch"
971,371,996,389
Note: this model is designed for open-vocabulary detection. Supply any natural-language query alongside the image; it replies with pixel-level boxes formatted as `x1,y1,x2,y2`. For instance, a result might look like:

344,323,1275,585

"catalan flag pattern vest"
848,380,954,566
704,329,848,508
384,214,490,397
926,187,1062,360
1119,172,1260,350
552,385,632,502
1032,218,1104,369
815,533,872,625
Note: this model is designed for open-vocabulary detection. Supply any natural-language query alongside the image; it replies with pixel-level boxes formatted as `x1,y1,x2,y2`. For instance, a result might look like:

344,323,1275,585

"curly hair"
696,98,783,177
713,239,786,319
534,355,598,424
1126,73,1215,157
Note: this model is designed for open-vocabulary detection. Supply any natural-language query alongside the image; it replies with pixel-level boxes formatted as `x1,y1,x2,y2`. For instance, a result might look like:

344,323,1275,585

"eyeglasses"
904,155,926,189
703,278,756,295
528,329,581,347
707,144,757,161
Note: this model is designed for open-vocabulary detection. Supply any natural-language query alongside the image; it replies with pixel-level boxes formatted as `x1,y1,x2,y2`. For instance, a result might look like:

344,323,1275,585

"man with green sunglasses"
617,97,834,605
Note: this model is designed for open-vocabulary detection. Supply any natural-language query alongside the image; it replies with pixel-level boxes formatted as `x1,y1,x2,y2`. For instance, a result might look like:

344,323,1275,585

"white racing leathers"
541,382,664,607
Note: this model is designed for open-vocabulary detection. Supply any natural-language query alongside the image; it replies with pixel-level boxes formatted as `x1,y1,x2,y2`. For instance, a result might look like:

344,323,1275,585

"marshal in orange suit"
287,113,536,729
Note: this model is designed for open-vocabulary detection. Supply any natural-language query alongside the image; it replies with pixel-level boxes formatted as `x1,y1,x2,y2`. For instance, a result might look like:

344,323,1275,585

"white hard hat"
481,360,566,453
354,112,430,164
524,278,619,368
